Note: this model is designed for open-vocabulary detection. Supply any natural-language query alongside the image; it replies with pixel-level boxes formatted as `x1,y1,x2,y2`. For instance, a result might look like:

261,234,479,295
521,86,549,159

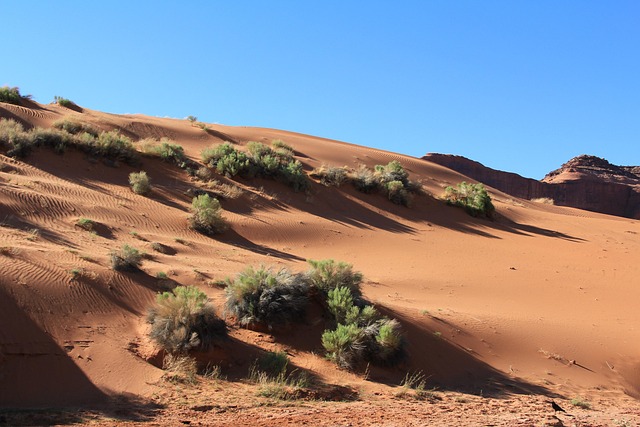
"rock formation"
423,153,640,219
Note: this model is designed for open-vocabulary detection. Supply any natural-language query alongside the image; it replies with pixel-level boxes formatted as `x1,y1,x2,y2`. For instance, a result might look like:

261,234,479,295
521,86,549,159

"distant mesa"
423,153,640,219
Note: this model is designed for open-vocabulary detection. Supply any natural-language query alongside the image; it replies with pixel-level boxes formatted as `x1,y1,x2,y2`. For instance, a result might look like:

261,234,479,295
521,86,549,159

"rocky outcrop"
423,153,640,219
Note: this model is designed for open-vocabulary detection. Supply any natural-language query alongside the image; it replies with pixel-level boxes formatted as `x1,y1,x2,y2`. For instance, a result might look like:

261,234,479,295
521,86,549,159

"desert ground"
1,100,639,426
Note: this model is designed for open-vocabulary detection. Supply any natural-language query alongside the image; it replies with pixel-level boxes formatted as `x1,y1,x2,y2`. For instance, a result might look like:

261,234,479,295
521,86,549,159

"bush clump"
305,259,363,299
200,141,310,192
189,194,227,235
110,244,143,271
349,161,415,206
310,165,348,187
53,96,74,108
93,131,139,165
0,119,32,158
444,181,495,218
129,171,151,195
52,118,99,136
142,138,187,166
0,86,24,104
148,285,226,353
225,265,308,329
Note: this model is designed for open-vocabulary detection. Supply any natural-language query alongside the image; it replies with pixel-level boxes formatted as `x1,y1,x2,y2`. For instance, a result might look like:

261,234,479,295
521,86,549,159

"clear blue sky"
2,1,638,179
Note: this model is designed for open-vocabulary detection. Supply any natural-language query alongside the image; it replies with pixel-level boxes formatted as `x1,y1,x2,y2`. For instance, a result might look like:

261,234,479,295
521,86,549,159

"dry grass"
531,197,555,205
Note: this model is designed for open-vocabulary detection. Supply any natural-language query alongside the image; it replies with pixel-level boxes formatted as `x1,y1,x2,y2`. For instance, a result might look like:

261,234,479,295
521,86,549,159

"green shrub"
216,149,251,177
0,86,24,104
94,131,139,165
0,119,32,158
371,318,404,364
322,323,365,370
189,194,227,235
444,181,495,218
385,180,411,206
143,138,187,166
225,265,308,329
110,244,143,271
305,259,363,298
52,118,98,136
129,171,151,195
201,142,236,166
147,285,226,353
186,115,198,123
311,165,348,187
375,160,409,186
271,139,293,153
29,128,73,154
53,96,74,108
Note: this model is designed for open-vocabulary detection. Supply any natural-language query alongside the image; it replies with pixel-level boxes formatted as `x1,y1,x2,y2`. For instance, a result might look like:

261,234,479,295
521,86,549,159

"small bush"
53,96,74,108
189,194,227,235
322,323,365,370
148,285,226,353
225,265,309,329
162,353,198,384
142,138,187,166
94,131,138,165
375,160,409,186
129,171,151,195
249,351,310,399
0,118,32,158
76,217,95,231
201,142,236,166
281,160,310,192
271,139,293,152
385,180,411,206
151,242,170,254
305,259,363,298
444,181,495,218
351,165,379,193
186,115,198,123
30,128,73,154
0,86,23,104
311,165,348,187
110,244,143,271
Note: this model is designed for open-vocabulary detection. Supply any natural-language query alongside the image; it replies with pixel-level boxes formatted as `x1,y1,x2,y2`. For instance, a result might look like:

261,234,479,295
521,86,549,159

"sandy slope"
0,101,639,425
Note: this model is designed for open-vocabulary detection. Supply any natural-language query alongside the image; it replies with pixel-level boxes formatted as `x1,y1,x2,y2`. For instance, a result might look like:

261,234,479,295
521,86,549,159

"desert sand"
0,100,639,426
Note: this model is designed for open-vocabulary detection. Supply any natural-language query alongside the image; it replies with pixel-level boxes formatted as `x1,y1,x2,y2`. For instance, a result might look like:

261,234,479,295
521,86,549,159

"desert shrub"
249,350,310,399
281,160,310,192
142,138,187,166
225,265,309,329
53,96,74,108
29,128,73,154
52,118,99,136
0,118,32,158
305,259,363,299
322,323,365,370
444,181,495,218
201,142,236,166
351,165,379,193
94,131,138,165
148,285,226,353
216,150,252,177
151,242,170,254
385,180,411,206
162,353,198,384
189,194,227,235
531,197,554,205
0,86,23,104
129,171,151,195
375,160,409,186
311,165,348,187
271,139,293,153
186,115,197,123
370,318,404,364
110,244,143,271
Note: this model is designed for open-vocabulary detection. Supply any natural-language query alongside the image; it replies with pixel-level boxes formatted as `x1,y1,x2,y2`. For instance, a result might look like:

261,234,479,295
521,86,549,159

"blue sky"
2,1,638,179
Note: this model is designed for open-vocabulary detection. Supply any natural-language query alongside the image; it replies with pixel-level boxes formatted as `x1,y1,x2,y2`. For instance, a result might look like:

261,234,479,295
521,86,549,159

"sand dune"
1,101,639,425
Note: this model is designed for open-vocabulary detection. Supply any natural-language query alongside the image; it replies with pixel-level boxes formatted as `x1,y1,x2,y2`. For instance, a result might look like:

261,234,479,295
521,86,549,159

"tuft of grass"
141,138,187,166
570,398,591,409
129,171,151,195
110,244,143,271
225,265,309,329
248,351,310,400
69,268,84,280
52,118,99,136
162,353,198,384
148,285,226,353
156,271,169,279
75,217,95,231
189,194,227,235
444,181,495,218
151,242,170,254
351,165,379,193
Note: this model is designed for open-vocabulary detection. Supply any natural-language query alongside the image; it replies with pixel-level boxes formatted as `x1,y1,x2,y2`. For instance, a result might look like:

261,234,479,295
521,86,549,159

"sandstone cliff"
423,153,640,219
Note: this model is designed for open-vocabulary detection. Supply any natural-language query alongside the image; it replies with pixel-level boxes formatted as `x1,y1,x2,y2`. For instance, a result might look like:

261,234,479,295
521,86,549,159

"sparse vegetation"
52,118,99,136
225,265,309,329
129,171,151,195
186,115,198,124
75,217,95,231
249,351,311,400
531,197,555,205
141,138,187,166
189,194,227,235
162,353,198,384
110,244,143,271
148,285,226,354
571,398,591,409
0,118,32,158
444,181,495,218
151,242,170,254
